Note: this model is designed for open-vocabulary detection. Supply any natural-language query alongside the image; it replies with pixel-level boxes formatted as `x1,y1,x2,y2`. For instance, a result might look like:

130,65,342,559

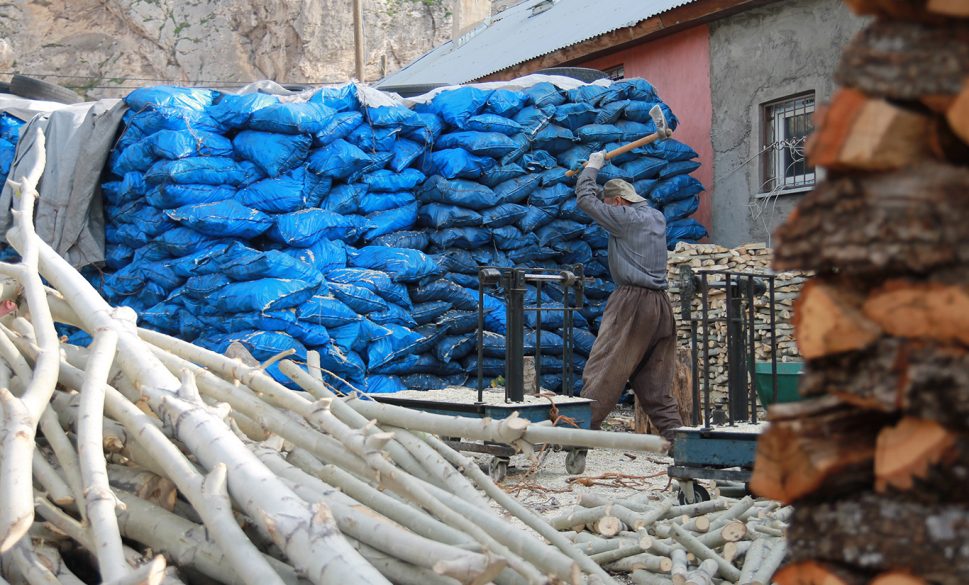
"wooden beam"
476,0,780,81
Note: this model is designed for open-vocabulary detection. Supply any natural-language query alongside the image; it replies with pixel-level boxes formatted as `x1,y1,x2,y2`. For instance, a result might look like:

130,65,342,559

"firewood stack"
665,243,807,399
751,2,969,584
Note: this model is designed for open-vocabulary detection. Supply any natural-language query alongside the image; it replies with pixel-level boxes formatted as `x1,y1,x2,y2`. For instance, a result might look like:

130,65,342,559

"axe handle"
565,129,671,177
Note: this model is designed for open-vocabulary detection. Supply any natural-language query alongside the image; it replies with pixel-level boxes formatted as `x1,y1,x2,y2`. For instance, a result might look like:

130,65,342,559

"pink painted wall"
579,25,714,234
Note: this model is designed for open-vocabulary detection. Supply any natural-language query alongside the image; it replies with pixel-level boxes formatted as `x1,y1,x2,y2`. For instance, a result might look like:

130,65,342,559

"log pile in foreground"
0,129,670,585
550,493,792,585
755,3,969,585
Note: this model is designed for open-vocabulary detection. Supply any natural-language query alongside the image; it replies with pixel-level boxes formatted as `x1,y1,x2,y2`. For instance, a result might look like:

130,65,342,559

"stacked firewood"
665,243,807,394
752,2,969,584
550,494,792,585
0,132,673,585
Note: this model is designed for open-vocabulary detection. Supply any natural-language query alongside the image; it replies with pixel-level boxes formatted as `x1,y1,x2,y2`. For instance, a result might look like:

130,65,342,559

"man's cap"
603,179,647,203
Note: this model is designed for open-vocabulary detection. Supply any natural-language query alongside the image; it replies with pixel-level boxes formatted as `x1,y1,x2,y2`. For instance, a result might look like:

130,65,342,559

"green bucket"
754,361,803,406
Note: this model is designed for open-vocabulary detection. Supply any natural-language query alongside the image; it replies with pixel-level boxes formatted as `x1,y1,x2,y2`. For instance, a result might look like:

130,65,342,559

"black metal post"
701,273,711,429
746,276,758,424
769,276,778,406
477,277,486,403
535,281,543,396
690,320,700,426
505,269,526,403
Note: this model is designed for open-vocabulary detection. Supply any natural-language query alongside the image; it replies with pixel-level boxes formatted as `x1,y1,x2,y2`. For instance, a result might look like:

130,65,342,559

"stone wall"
0,0,455,98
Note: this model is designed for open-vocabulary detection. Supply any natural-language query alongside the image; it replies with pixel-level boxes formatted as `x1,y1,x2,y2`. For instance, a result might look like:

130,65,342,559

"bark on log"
870,573,929,585
752,399,893,503
948,81,969,144
862,281,969,346
875,417,969,502
836,20,969,101
774,561,868,585
808,89,932,171
798,339,969,431
773,163,969,275
787,492,969,585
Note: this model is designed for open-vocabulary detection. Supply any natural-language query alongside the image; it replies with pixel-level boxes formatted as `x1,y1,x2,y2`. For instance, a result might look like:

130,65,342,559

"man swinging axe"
571,105,682,445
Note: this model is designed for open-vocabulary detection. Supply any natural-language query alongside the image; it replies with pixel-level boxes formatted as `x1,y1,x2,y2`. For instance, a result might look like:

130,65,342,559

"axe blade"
649,104,670,136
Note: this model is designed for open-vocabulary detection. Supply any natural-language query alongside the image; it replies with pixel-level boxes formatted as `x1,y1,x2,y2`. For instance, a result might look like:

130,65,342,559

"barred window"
603,64,625,81
763,93,815,192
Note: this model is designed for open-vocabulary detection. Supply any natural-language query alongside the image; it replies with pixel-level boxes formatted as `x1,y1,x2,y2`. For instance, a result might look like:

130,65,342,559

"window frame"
603,64,625,81
761,92,816,195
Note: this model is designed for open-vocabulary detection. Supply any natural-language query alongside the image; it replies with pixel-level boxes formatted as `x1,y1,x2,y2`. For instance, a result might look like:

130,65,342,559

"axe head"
649,105,672,137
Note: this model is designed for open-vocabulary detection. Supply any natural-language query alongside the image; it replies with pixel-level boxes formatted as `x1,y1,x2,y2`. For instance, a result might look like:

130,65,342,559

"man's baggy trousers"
580,285,682,441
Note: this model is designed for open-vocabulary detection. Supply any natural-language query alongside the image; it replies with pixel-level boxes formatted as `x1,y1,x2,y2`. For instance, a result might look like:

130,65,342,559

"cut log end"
875,417,958,493
871,572,929,585
594,516,624,537
793,280,881,360
775,560,866,585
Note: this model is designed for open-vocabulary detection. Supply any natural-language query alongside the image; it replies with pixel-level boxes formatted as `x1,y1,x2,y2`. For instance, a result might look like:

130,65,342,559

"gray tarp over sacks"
0,95,126,267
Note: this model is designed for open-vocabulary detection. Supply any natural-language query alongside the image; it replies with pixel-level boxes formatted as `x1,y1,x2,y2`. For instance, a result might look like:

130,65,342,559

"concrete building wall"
580,25,715,233
709,0,867,247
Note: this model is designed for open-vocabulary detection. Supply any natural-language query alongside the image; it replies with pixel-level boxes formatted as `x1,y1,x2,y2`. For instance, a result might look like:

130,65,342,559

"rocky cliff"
0,0,455,98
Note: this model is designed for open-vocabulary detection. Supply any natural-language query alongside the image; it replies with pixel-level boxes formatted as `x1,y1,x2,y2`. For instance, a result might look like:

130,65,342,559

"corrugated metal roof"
378,0,698,87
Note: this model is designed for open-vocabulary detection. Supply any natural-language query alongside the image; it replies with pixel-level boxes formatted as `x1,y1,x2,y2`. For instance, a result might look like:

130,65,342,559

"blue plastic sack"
435,131,518,158
400,374,448,390
492,226,538,251
403,113,444,144
425,149,496,180
536,220,585,247
663,195,700,222
666,218,708,245
413,301,453,325
463,355,505,377
312,111,364,146
349,246,440,283
418,203,482,229
330,322,363,351
285,238,348,274
650,175,705,206
432,249,477,274
520,150,558,171
492,173,543,204
524,330,565,356
115,130,234,174
430,227,491,250
574,124,623,144
347,124,399,152
233,130,311,177
552,103,597,131
518,206,557,233
465,114,523,136
269,209,363,247
434,333,475,363
368,324,423,369
367,104,425,128
320,183,363,215
363,202,419,241
418,176,498,210
166,200,273,238
319,344,366,381
298,295,361,327
310,84,360,112
330,282,389,314
366,375,406,394
369,303,418,328
419,87,492,128
207,92,279,129
481,203,528,228
595,99,631,124
237,167,330,213
524,82,565,108
326,267,411,308
659,160,702,178
145,157,247,186
632,179,658,197
532,125,576,154
513,105,553,132
307,139,373,180
358,191,416,214
370,230,429,250
645,138,697,162
437,310,478,335
558,198,590,224
208,278,318,313
145,183,234,209
486,89,528,116
361,168,425,192
214,243,322,283
479,164,527,188
123,107,223,142
553,238,594,264
125,86,216,111
622,156,667,181
390,138,425,172
614,120,654,143
529,183,572,207
615,78,658,101
248,101,336,134
567,84,621,105
182,273,229,300
410,279,477,311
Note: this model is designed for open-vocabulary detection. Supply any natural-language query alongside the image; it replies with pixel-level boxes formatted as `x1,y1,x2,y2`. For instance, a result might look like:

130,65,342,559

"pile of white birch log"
665,243,807,393
752,2,969,584
0,129,675,585
550,494,791,585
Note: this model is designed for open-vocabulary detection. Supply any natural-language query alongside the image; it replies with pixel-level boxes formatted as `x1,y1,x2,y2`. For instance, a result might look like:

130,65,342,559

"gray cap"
603,179,647,203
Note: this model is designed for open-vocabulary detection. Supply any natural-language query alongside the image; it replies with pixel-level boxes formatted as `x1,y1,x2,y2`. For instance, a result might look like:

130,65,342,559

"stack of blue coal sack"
94,77,707,394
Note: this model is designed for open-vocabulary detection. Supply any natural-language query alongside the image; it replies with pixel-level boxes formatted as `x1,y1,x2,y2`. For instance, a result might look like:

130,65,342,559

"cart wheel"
677,481,711,505
489,457,509,483
565,449,587,475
